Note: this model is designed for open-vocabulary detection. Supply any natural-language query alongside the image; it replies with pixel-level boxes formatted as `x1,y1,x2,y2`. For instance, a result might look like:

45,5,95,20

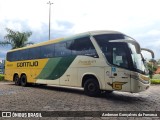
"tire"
105,90,113,94
14,74,20,86
84,78,100,97
20,74,28,87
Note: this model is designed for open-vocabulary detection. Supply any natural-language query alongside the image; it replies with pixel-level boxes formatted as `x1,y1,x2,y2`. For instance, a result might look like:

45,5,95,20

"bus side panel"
60,68,78,86
35,57,76,85
70,56,107,89
29,59,49,83
78,67,105,90
5,61,16,81
5,59,49,83
5,68,13,81
104,66,113,91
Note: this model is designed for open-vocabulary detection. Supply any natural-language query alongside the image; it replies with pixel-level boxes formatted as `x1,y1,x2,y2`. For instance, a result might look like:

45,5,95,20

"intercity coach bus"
5,30,154,96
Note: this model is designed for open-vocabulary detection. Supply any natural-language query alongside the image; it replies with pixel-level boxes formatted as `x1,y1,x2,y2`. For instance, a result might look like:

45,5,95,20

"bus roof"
8,30,122,52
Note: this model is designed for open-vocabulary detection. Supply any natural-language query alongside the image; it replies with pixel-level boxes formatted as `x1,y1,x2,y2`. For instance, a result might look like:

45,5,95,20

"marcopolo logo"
17,61,38,67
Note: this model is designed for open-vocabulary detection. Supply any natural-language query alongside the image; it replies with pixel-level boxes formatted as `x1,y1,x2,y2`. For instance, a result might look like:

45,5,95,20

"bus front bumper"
131,79,150,93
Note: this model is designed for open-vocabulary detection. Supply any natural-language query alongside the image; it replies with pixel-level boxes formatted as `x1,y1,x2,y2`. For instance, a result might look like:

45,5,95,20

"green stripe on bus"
36,56,76,80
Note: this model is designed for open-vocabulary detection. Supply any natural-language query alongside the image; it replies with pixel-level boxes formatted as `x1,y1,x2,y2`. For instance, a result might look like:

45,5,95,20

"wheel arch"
81,74,101,89
20,73,27,78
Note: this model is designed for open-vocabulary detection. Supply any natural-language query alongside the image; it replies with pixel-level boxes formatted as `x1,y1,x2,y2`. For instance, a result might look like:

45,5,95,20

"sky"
0,0,160,60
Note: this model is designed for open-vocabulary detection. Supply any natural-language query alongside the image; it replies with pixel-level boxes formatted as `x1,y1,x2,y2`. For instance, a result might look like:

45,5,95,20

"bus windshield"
94,34,148,74
128,43,147,74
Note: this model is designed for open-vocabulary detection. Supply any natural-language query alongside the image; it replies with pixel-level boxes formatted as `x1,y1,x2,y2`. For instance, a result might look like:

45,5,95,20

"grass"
151,74,160,84
152,74,160,79
0,74,4,81
151,79,160,84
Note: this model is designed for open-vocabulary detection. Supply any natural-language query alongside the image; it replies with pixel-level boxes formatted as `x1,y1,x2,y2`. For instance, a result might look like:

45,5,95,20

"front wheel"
20,75,28,87
105,90,113,94
84,78,100,97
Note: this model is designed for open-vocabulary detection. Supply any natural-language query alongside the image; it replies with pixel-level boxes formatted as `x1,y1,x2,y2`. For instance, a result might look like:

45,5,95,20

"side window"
71,36,97,57
41,44,55,58
7,50,28,61
7,52,12,61
29,47,41,59
19,49,29,60
55,41,72,57
112,45,129,68
7,52,16,61
101,45,112,63
8,51,22,61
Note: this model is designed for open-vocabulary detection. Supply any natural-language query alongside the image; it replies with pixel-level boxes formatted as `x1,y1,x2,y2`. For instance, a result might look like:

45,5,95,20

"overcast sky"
0,0,160,59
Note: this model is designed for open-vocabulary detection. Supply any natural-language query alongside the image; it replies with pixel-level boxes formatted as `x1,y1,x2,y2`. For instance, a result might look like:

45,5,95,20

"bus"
5,30,154,96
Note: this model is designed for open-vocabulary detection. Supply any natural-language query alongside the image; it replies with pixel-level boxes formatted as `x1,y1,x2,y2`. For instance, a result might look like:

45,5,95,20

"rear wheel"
14,74,20,86
84,78,100,97
20,74,28,87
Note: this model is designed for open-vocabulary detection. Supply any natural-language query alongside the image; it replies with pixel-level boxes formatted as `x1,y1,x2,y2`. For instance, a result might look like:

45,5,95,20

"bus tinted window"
112,44,129,68
97,42,129,69
7,52,19,61
28,47,41,59
7,50,24,61
6,36,98,61
41,44,55,58
55,41,72,57
70,37,97,57
19,49,29,60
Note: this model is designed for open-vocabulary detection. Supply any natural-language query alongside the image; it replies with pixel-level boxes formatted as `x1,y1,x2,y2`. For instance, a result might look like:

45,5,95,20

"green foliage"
152,74,160,79
147,63,157,78
151,79,160,84
0,74,4,81
0,28,33,49
157,59,160,64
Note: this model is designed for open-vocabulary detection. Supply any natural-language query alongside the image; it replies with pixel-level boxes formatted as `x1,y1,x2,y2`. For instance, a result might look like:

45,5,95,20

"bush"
0,74,4,81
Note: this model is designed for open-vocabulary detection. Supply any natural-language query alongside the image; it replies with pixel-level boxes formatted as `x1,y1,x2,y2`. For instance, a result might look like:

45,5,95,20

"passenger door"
109,43,131,92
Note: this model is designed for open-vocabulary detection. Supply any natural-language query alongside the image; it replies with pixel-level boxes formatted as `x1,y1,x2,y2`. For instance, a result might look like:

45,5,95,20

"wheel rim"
88,83,96,92
15,76,19,85
21,77,26,84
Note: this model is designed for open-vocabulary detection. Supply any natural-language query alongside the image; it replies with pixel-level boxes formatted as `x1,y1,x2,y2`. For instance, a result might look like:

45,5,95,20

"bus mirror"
141,48,154,59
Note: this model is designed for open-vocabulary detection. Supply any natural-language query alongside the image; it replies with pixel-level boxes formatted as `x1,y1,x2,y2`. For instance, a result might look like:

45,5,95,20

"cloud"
0,18,74,59
0,46,11,59
0,0,160,60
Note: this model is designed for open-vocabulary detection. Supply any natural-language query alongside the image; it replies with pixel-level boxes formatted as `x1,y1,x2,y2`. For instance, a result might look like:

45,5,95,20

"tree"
0,28,33,49
157,59,160,65
147,62,157,78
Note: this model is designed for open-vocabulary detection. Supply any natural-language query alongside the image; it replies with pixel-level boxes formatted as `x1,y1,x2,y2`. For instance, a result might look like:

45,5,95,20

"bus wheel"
105,90,113,94
14,75,20,86
20,74,28,87
84,78,100,97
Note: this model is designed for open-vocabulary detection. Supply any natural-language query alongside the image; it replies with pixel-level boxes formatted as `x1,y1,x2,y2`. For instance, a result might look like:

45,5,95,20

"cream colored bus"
5,30,154,96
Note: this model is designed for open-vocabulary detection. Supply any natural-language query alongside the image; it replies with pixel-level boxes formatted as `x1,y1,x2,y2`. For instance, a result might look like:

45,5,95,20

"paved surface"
0,81,160,120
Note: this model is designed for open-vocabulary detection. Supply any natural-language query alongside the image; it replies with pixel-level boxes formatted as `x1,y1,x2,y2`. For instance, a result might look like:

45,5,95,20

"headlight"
139,74,150,84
